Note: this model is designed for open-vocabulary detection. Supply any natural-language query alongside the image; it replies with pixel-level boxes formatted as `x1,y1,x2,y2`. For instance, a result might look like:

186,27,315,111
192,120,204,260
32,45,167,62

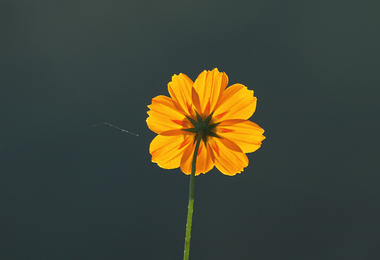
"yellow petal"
168,73,194,115
193,68,228,115
214,84,257,121
196,144,215,174
180,142,215,175
191,87,202,116
147,95,191,134
210,137,249,176
179,141,195,175
217,120,265,153
160,129,189,136
150,135,190,169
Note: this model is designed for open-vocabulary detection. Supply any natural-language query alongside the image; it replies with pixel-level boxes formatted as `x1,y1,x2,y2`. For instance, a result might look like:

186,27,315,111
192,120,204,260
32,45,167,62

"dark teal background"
1,1,379,259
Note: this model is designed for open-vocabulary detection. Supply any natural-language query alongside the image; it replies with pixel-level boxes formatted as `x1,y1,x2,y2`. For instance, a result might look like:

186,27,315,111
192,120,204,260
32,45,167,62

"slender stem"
183,135,202,260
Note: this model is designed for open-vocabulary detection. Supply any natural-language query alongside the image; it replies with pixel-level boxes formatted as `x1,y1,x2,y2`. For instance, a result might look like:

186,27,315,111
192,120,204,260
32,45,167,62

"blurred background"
1,0,379,259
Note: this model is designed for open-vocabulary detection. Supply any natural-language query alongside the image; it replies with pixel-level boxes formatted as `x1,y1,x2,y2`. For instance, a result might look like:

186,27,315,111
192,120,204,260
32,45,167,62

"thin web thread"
89,122,139,136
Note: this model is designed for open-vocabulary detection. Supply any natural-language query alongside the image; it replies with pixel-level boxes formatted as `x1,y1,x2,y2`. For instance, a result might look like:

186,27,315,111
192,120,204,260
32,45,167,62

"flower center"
183,111,221,146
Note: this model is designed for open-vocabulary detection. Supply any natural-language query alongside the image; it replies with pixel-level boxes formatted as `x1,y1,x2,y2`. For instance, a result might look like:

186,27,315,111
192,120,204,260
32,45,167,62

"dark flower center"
183,111,221,146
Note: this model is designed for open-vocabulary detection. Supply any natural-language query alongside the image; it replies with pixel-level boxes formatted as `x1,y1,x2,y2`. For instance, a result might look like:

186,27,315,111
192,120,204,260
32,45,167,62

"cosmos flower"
147,68,265,176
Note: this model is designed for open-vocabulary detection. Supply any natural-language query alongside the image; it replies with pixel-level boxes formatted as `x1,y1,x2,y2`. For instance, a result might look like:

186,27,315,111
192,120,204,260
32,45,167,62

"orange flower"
146,68,265,176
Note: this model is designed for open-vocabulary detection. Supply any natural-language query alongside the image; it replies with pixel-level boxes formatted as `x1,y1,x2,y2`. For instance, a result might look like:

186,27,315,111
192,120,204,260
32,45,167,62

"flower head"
146,68,265,176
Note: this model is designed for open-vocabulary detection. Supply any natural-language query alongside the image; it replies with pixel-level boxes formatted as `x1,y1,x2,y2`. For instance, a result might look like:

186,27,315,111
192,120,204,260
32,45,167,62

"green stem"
183,135,202,260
